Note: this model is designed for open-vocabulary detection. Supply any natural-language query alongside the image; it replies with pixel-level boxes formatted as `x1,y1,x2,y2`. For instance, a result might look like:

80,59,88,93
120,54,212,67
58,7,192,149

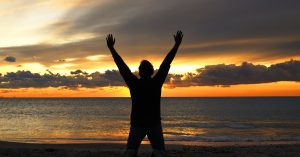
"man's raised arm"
161,31,183,67
154,31,183,84
106,34,137,86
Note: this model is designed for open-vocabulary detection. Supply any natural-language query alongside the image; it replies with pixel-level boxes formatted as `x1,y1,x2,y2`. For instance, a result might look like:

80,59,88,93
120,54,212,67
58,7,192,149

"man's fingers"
176,30,183,39
177,30,182,36
107,34,112,40
106,34,115,47
174,30,182,39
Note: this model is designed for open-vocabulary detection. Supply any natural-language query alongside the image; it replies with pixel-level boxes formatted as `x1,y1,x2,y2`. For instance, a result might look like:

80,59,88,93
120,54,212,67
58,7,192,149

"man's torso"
129,78,163,127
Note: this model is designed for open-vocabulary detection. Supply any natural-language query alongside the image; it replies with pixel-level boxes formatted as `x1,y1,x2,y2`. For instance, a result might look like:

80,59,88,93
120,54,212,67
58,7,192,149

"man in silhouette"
106,31,183,157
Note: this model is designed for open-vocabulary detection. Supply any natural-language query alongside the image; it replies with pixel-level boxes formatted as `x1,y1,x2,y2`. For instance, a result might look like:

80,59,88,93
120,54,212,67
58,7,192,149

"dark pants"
126,124,165,151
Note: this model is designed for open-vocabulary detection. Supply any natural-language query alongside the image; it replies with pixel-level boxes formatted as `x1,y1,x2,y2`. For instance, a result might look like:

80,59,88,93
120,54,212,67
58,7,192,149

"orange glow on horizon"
1,81,299,97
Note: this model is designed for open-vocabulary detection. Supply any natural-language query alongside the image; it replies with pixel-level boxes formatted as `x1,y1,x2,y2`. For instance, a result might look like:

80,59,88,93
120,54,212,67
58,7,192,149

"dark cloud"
4,56,16,62
0,70,124,89
60,0,300,38
57,0,300,45
0,60,299,89
170,59,300,87
70,69,87,75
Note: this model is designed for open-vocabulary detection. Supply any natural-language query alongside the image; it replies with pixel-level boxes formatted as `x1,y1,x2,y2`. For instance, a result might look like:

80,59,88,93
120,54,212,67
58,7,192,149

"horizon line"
1,96,300,99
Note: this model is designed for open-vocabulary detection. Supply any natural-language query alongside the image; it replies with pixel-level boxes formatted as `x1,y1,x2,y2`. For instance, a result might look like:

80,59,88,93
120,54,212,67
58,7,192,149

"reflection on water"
0,97,300,143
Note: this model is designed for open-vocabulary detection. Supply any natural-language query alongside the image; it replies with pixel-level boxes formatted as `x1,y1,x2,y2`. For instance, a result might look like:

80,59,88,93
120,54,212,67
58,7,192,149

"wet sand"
0,141,300,157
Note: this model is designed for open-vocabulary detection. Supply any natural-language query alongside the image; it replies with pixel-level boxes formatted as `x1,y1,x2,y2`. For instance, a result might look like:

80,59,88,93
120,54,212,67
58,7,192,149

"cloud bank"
170,59,300,87
0,60,299,89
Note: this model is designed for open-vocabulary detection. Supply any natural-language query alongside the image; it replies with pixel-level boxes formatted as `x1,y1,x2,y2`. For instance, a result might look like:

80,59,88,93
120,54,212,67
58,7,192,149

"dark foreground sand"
1,141,300,157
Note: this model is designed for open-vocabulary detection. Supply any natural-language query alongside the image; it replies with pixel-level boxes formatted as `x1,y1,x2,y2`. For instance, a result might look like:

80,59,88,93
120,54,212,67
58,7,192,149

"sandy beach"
1,141,300,157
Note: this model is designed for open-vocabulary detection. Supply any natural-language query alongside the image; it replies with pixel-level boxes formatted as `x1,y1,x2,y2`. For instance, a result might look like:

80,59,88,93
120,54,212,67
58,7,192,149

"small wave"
164,135,300,142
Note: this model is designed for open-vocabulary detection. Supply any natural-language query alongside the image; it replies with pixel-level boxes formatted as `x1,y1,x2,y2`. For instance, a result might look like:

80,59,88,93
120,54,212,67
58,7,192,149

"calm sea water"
0,97,300,144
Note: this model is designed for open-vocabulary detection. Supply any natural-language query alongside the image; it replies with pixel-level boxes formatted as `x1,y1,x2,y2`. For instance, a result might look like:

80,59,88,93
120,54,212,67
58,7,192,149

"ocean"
0,97,299,144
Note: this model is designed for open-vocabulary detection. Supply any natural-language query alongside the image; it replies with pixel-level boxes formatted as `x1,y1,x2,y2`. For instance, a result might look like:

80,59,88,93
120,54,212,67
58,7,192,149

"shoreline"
1,141,300,157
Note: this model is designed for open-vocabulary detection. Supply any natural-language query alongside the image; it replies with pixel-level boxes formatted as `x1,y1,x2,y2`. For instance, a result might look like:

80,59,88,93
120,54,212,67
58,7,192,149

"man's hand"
174,30,183,46
106,34,115,49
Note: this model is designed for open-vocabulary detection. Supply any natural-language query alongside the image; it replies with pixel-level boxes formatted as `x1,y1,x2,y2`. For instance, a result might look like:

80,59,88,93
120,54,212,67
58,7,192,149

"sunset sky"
0,0,300,97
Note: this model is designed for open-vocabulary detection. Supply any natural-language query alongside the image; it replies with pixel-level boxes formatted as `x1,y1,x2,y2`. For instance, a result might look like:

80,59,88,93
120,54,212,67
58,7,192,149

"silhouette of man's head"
139,60,154,78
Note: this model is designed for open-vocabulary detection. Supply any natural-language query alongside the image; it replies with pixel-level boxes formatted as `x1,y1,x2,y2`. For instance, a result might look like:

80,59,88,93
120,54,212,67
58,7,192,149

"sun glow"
51,63,76,69
86,55,109,61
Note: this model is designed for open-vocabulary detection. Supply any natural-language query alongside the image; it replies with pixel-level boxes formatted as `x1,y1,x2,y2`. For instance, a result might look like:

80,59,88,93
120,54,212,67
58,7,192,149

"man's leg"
147,125,167,157
123,126,147,157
